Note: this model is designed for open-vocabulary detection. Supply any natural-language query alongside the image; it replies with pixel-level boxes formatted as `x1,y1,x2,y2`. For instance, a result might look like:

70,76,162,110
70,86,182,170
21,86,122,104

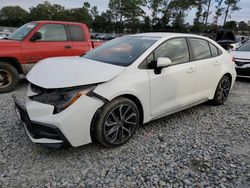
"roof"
34,20,86,25
131,32,209,39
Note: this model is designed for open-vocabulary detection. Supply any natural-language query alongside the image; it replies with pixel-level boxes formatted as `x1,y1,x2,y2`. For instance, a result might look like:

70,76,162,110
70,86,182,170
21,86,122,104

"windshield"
83,36,158,66
7,22,37,41
238,41,250,51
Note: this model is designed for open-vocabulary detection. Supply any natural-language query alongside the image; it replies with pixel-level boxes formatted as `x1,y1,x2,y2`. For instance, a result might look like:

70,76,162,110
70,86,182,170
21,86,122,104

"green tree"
142,16,151,32
66,7,93,27
91,6,99,19
213,0,225,26
83,2,91,9
29,1,66,21
109,0,147,32
122,0,147,23
102,10,115,32
193,0,207,32
224,20,237,30
238,21,248,32
29,1,93,27
108,0,123,22
160,0,172,27
0,6,29,27
204,0,213,27
167,0,196,31
93,14,107,32
223,0,241,26
148,0,164,27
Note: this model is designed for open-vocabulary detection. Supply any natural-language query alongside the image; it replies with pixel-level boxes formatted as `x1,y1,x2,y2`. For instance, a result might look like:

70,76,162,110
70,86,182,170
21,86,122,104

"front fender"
94,69,152,123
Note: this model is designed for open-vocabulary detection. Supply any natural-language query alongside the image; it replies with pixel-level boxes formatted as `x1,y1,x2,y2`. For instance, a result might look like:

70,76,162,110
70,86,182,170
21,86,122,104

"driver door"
147,38,196,117
22,24,73,70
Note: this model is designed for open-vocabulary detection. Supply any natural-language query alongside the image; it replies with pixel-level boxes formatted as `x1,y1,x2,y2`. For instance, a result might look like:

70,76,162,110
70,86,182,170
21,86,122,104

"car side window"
190,38,211,61
68,25,85,41
37,24,67,41
209,42,219,57
154,38,189,65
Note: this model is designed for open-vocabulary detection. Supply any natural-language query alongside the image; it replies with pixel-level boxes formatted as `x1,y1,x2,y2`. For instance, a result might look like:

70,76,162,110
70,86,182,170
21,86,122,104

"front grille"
235,61,246,66
235,61,250,67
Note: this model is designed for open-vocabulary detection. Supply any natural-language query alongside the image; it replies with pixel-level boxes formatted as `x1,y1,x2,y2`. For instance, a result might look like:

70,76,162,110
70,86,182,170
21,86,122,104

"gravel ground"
0,78,250,188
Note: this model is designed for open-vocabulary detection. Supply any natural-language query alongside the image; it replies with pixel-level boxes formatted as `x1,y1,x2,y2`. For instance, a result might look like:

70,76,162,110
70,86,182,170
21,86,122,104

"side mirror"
155,57,172,74
157,57,172,68
30,32,42,41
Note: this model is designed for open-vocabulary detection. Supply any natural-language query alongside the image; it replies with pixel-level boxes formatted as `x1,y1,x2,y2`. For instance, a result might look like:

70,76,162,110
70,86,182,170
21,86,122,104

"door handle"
187,67,196,73
65,45,71,49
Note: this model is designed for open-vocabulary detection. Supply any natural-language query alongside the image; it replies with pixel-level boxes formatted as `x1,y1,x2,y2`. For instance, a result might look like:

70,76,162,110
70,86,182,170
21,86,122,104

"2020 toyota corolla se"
14,33,236,149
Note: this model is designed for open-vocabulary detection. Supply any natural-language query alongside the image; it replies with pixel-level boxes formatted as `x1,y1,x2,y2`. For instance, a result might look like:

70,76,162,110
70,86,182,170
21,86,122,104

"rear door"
188,38,222,100
67,24,92,56
22,23,74,66
147,38,196,117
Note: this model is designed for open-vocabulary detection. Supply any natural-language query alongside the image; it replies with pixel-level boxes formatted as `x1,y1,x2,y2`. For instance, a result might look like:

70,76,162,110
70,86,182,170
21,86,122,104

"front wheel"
211,75,231,105
95,97,140,147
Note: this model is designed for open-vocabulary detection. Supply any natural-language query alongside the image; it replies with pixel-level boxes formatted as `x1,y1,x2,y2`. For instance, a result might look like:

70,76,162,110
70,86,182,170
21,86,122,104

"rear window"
68,25,85,41
209,43,219,57
190,38,211,61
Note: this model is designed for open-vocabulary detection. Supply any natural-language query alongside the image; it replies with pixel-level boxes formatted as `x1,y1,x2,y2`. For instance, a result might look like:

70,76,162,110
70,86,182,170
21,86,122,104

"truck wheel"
0,62,20,94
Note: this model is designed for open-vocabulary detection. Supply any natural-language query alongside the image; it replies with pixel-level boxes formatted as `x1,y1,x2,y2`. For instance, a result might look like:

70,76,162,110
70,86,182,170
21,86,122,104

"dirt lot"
0,78,250,188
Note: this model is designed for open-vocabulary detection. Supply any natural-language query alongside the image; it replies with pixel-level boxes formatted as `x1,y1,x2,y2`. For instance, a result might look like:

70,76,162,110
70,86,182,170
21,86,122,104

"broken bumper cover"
13,95,104,148
14,98,70,149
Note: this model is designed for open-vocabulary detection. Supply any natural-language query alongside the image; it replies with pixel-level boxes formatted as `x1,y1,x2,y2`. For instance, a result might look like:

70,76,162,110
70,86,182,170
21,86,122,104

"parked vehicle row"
91,32,123,40
200,31,249,51
0,21,104,94
14,33,236,149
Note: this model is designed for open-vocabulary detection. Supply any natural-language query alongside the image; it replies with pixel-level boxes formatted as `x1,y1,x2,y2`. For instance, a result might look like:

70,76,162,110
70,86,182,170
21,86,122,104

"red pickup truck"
0,21,103,93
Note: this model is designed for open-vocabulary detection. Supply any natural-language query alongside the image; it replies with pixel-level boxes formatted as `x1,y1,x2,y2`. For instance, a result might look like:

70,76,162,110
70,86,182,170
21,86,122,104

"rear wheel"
211,75,231,105
95,97,140,147
0,62,20,94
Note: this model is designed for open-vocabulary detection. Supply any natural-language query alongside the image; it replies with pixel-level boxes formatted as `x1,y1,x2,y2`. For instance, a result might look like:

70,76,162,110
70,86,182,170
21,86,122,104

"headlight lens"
30,85,96,113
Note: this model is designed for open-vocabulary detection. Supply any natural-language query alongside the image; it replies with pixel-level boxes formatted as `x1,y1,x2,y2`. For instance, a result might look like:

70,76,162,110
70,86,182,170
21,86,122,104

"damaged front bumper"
14,96,70,149
13,93,104,148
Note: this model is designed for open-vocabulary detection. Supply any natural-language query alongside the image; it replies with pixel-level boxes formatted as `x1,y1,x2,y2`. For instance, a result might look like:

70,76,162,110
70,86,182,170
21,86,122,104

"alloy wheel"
217,77,230,103
104,104,138,145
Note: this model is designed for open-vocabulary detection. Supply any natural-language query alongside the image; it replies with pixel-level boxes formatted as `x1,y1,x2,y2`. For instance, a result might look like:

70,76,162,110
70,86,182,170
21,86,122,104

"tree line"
0,0,245,33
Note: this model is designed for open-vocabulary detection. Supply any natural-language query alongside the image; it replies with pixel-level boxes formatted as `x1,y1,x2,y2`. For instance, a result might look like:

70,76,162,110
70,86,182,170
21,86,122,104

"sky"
0,0,249,25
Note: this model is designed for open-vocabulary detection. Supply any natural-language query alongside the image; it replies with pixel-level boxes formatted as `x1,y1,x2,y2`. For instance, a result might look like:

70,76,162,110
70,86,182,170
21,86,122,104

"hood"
230,51,250,60
0,39,21,47
27,56,125,89
216,31,236,42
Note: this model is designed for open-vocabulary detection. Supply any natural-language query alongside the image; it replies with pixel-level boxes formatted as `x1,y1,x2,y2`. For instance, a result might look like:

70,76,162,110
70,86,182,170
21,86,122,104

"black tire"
0,62,20,94
94,97,140,147
211,75,231,106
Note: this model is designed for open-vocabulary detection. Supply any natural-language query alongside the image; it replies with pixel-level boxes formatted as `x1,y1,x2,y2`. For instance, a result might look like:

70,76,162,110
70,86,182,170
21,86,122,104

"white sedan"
230,41,250,77
15,33,236,149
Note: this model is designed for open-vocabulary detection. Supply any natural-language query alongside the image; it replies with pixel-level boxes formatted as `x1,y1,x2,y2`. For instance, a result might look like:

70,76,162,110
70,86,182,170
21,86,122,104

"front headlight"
30,85,96,113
